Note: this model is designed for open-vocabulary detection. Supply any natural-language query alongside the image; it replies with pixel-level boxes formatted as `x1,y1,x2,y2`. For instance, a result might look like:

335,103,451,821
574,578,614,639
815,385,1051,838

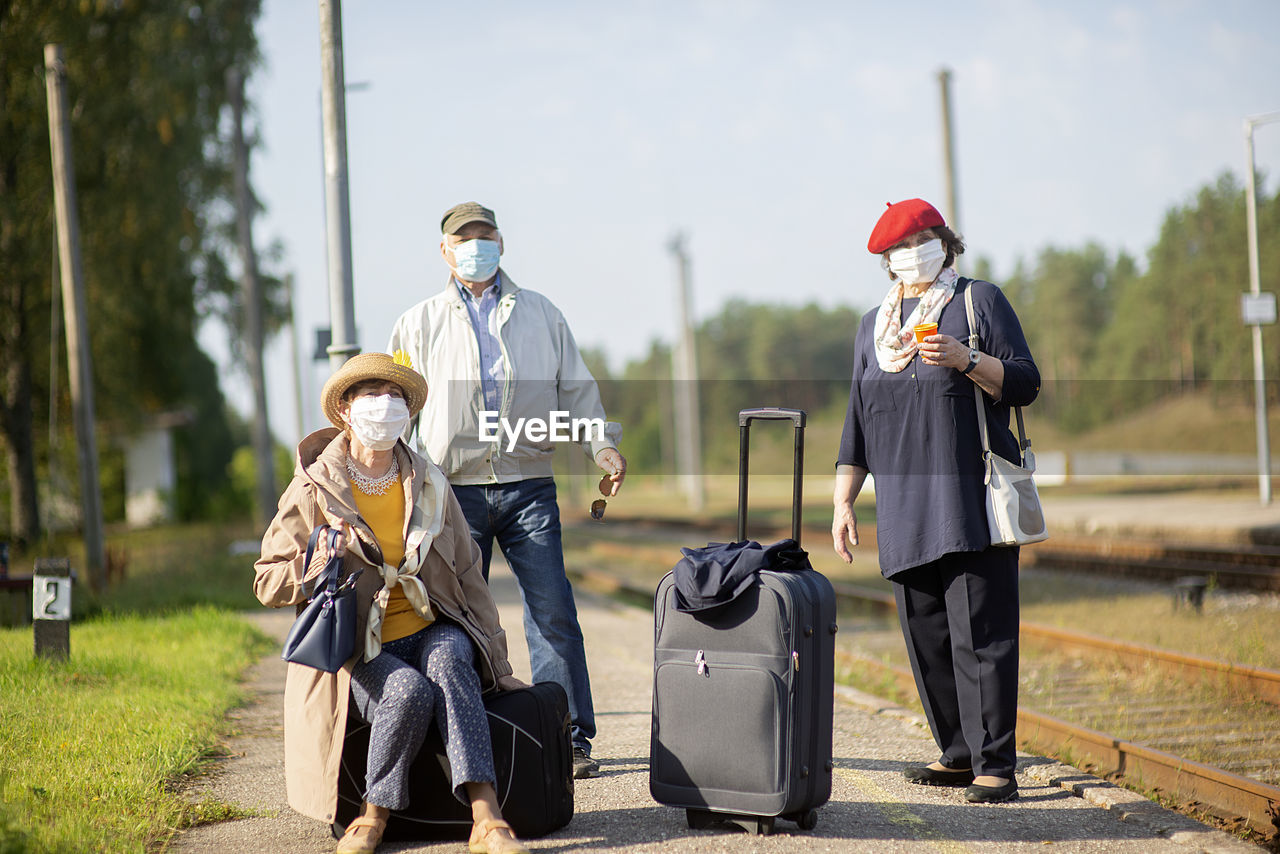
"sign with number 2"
32,575,71,621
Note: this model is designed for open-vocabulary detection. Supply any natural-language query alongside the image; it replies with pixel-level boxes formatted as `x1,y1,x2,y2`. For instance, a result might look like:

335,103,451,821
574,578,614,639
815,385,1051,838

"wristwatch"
962,348,981,374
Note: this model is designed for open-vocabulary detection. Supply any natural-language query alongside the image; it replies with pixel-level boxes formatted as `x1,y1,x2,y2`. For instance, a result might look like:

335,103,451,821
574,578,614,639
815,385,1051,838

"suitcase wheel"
790,809,819,830
685,809,775,835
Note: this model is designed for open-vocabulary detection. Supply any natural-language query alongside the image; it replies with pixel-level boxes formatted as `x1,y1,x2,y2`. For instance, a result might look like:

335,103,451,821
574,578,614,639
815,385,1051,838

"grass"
0,522,271,853
1025,389,1280,456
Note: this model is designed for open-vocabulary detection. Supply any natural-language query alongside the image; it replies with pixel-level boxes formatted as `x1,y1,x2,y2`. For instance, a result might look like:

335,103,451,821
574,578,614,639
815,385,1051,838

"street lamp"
1243,110,1280,505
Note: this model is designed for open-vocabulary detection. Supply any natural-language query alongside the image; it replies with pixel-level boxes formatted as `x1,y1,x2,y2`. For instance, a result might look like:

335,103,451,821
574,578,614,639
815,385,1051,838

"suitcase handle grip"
738,408,807,428
738,408,806,545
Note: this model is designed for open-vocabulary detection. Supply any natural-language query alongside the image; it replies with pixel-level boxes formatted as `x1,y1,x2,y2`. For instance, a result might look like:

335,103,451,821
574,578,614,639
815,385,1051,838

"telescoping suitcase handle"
737,408,806,545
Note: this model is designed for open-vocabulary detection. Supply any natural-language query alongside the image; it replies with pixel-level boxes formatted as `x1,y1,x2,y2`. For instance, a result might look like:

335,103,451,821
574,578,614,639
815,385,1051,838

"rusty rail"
826,580,1280,707
836,648,1280,839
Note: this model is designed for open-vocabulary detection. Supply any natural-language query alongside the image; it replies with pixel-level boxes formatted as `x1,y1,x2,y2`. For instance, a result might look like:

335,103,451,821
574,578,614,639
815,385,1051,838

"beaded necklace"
346,453,400,496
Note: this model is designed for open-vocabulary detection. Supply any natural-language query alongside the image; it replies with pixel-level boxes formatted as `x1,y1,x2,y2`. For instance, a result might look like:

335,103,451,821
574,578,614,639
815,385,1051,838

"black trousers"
892,547,1019,777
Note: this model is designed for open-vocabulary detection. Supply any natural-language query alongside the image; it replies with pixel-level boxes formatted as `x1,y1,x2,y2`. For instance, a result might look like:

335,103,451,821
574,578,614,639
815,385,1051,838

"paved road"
173,561,1257,853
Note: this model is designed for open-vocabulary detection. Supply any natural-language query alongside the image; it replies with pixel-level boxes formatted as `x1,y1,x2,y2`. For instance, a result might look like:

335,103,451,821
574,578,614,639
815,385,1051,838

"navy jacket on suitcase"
649,408,838,835
335,681,573,841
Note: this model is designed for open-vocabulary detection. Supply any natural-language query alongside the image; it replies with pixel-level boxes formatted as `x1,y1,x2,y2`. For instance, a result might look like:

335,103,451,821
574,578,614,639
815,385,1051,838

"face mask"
446,237,501,282
888,238,946,285
345,394,410,451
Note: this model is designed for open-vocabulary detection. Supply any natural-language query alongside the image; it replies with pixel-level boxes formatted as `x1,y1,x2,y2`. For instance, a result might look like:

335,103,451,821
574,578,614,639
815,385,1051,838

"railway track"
1022,536,1280,592
571,514,1280,591
563,536,1280,842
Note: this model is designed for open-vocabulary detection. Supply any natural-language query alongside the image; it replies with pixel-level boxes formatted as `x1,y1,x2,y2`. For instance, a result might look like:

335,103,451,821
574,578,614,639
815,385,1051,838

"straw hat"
320,351,428,429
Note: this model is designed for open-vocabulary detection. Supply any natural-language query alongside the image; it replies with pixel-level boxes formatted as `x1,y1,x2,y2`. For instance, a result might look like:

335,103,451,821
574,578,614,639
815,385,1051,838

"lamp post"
1243,111,1280,505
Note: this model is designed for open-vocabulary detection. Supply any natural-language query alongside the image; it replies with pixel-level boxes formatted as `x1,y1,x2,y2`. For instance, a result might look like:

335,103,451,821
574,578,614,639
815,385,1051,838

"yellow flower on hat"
392,349,413,369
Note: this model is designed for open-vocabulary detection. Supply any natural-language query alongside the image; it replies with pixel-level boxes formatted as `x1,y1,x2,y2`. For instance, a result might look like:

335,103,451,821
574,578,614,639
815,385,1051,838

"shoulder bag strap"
964,281,1031,467
301,525,343,599
964,283,994,465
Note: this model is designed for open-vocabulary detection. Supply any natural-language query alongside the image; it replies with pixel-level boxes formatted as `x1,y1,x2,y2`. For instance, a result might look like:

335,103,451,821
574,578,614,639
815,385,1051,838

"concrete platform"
172,562,1259,853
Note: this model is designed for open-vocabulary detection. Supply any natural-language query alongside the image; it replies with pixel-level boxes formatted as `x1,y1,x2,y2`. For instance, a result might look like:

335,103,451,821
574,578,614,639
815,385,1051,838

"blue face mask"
447,237,501,282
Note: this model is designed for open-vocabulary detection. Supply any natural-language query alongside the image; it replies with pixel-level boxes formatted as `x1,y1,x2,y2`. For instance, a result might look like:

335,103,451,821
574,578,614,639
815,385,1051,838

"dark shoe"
903,764,975,787
965,779,1018,803
572,747,599,779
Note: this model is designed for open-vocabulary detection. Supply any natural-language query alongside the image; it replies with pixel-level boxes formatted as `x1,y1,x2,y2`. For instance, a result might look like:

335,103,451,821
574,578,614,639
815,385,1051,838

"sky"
220,0,1280,445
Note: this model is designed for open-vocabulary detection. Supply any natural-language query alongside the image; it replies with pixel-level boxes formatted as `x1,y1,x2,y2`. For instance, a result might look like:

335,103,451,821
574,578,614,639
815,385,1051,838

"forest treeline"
592,173,1280,474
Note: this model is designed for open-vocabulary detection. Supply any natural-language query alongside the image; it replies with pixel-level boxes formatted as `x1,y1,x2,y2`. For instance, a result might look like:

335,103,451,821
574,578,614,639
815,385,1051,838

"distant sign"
1241,292,1277,325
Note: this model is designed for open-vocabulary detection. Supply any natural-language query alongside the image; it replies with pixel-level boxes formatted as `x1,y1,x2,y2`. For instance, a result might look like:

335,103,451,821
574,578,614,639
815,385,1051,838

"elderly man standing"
387,202,625,779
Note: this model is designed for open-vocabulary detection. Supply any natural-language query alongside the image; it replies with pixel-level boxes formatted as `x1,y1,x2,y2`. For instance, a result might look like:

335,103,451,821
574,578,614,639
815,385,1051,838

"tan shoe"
468,818,530,854
335,815,387,854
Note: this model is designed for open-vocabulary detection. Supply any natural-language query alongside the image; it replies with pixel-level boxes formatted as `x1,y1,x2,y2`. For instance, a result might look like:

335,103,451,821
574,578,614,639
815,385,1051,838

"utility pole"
44,44,106,593
937,68,960,236
286,274,306,444
668,233,705,510
227,67,277,526
1243,111,1280,505
319,0,359,371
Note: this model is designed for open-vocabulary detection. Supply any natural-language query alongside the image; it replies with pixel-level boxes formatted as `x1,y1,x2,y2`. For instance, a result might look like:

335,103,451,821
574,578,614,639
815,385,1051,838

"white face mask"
344,394,410,451
888,238,947,285
445,237,501,283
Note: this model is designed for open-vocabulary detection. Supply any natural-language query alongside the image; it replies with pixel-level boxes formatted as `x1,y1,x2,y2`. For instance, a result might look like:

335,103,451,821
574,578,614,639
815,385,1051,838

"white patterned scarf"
347,457,451,662
872,267,959,372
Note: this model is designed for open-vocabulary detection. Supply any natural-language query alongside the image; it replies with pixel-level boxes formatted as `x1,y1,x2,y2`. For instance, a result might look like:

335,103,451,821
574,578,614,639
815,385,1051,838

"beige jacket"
254,428,513,824
386,273,621,485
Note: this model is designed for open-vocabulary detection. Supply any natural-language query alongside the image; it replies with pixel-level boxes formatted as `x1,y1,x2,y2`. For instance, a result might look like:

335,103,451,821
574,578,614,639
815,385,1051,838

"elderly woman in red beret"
832,199,1039,804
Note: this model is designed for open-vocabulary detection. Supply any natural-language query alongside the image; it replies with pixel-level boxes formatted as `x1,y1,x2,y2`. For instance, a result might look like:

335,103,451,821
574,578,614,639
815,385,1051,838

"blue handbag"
281,526,363,672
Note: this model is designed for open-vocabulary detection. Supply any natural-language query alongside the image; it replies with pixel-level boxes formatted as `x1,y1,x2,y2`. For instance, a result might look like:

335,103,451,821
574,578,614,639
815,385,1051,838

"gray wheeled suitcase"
649,408,837,835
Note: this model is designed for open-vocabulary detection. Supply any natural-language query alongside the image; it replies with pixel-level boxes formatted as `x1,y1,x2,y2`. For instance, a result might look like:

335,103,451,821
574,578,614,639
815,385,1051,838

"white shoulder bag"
965,283,1049,547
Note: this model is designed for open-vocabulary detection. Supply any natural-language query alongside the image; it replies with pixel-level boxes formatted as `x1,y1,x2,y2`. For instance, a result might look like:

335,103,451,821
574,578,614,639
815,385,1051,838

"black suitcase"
649,408,837,835
334,680,573,841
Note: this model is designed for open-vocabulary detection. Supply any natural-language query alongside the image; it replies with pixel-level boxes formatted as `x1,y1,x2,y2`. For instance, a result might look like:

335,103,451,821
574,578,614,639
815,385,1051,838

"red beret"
866,199,946,254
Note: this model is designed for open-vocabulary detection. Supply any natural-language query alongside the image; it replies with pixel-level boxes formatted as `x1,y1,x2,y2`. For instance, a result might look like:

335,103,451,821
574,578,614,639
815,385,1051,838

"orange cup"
912,322,938,343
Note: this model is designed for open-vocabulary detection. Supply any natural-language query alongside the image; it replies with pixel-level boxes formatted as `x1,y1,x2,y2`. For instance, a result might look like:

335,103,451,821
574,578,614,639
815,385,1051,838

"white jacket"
387,273,620,485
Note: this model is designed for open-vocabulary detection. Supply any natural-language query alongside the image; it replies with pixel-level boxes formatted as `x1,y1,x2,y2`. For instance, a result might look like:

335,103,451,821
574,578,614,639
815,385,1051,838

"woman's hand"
918,333,969,370
832,502,859,564
495,674,530,692
922,334,1006,398
321,523,349,562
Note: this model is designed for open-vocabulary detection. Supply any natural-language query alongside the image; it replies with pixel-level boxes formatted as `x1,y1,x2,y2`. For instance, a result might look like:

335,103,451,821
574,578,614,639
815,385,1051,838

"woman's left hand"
495,674,530,692
919,333,969,370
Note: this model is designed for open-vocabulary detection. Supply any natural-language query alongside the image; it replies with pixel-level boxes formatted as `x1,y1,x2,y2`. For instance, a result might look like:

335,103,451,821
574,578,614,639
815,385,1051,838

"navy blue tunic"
837,278,1040,578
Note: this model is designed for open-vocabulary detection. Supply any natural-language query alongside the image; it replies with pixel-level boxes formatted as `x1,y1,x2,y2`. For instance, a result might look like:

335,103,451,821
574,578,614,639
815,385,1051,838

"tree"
1095,173,1280,420
0,1,273,545
1003,243,1129,431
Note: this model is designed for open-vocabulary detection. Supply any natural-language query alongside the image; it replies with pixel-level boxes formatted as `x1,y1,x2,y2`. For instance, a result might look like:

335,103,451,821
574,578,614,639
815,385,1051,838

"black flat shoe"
964,779,1018,803
903,764,975,787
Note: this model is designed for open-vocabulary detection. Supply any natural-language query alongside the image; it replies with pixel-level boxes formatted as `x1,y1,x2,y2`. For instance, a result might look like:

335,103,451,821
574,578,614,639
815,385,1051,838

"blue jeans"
452,477,596,753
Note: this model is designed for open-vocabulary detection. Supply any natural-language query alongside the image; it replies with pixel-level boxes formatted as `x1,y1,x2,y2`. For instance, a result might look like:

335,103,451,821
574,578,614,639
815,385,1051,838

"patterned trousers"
349,621,495,809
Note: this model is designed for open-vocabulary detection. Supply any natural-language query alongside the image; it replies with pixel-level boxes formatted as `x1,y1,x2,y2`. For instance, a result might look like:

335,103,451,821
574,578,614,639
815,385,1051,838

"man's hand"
595,448,627,496
496,674,530,691
832,502,859,564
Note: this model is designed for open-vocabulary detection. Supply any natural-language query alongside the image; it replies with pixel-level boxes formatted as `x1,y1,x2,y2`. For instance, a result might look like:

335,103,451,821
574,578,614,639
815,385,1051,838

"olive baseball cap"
440,202,498,235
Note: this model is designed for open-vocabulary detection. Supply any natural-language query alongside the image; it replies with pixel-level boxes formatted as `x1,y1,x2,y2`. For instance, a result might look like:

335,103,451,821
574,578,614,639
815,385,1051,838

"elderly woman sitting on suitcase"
255,352,530,854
